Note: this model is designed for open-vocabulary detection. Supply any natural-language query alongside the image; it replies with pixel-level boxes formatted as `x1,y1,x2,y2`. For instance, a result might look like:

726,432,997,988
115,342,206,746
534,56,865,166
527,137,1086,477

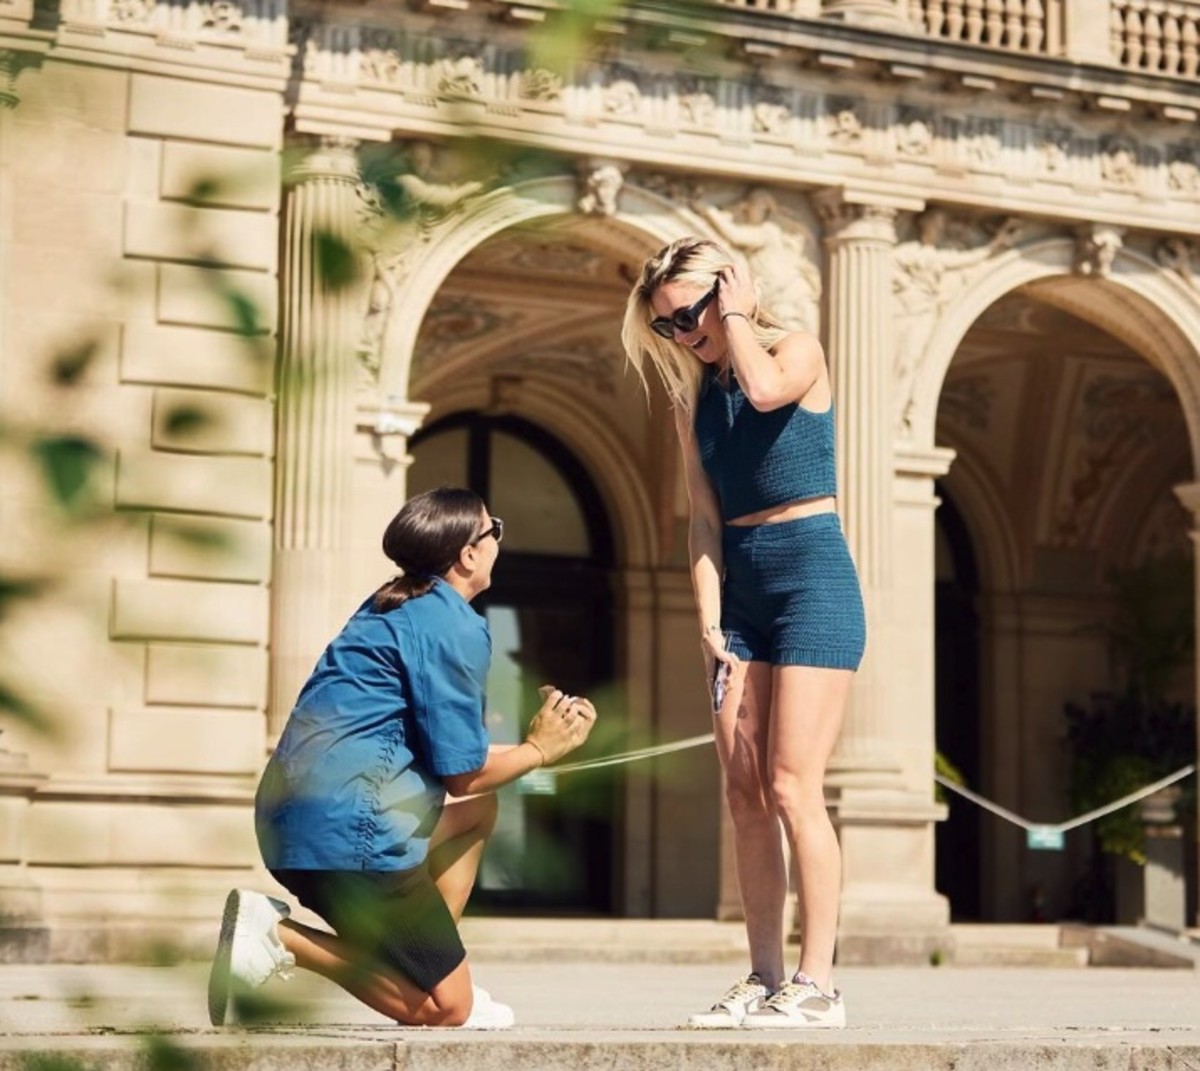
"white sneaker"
458,985,515,1029
687,974,771,1028
208,888,295,1026
742,974,845,1029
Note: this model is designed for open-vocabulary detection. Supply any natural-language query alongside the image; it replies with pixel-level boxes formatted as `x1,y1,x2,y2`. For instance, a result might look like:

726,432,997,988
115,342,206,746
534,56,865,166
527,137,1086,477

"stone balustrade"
1111,0,1200,77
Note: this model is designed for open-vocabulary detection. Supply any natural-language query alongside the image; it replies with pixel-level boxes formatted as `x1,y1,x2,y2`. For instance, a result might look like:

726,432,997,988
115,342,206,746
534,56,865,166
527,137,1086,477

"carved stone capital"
813,188,917,244
291,135,361,185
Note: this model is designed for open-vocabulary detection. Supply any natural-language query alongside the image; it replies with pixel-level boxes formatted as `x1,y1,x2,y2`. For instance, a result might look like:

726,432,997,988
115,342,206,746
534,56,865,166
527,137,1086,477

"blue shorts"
721,512,866,670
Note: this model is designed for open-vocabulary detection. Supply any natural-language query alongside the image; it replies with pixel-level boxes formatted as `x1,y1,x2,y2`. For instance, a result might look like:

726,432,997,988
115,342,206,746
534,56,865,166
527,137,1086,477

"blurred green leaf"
50,340,99,387
314,229,359,292
0,577,47,618
30,436,105,513
20,1056,92,1071
142,1035,200,1071
0,679,45,730
162,405,213,439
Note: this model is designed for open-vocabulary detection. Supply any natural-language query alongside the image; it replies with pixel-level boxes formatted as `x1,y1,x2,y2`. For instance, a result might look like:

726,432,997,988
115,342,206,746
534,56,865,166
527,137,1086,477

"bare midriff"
726,494,837,527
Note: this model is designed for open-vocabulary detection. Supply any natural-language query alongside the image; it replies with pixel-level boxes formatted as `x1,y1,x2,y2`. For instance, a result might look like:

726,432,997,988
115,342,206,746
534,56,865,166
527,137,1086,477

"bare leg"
427,792,499,921
711,660,787,990
277,920,473,1025
769,666,852,994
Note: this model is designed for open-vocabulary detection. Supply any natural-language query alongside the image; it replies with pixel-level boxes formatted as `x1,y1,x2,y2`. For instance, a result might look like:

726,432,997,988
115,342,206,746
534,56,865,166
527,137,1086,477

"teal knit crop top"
694,366,837,521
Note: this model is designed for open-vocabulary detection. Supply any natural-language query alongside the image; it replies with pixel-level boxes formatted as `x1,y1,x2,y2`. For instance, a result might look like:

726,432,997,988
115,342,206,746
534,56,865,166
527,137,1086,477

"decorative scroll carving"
826,99,864,146
1037,124,1073,175
892,210,1022,436
695,188,821,334
1100,135,1139,187
577,160,625,217
436,54,484,99
1156,237,1196,288
1167,144,1200,194
199,0,243,34
0,50,20,109
604,79,640,117
520,68,563,102
110,0,154,23
897,108,935,157
1074,224,1124,277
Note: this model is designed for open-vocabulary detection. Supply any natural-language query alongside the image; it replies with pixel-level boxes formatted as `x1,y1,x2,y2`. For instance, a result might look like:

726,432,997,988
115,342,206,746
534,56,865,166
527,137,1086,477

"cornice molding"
283,13,1200,236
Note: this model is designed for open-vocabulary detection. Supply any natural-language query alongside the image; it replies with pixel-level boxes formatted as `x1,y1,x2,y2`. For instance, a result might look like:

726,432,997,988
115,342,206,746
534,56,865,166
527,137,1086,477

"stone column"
1173,480,1200,927
820,0,911,29
269,136,362,738
811,188,951,963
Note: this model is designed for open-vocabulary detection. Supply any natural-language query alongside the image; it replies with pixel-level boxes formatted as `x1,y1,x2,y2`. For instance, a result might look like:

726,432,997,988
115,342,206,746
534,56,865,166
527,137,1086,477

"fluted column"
269,136,361,739
811,188,950,964
1173,480,1200,927
814,188,913,779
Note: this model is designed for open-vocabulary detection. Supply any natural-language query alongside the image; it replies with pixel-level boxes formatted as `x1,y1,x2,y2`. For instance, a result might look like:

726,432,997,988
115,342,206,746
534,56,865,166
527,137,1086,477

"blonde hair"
621,237,789,416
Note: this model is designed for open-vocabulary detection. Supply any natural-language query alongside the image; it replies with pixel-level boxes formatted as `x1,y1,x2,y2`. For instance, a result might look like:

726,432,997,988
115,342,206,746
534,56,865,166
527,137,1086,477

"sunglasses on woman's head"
650,282,719,340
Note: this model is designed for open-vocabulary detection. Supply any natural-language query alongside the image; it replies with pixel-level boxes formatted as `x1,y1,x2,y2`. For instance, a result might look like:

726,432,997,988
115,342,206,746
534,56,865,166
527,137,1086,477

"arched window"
409,414,617,912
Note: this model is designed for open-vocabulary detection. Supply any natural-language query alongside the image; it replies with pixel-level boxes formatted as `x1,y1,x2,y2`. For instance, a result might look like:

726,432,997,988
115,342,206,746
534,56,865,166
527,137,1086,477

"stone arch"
912,239,1200,471
376,175,714,402
377,174,725,570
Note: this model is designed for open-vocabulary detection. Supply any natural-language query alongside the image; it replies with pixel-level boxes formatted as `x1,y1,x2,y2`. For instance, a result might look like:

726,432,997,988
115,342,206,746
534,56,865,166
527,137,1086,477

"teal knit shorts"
721,512,865,670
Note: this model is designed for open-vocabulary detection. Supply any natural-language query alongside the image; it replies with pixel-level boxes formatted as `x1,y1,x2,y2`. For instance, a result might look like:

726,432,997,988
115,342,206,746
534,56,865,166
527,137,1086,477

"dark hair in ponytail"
372,487,487,612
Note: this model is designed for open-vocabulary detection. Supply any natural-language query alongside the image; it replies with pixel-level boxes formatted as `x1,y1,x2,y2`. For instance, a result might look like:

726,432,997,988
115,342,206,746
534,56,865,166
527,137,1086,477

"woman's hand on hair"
717,262,757,321
526,686,597,765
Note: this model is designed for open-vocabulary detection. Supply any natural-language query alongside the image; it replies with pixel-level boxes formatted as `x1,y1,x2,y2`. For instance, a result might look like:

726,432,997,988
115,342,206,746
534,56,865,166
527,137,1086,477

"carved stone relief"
355,142,485,383
1167,144,1200,195
1100,135,1139,187
694,187,821,334
1156,237,1196,288
825,99,864,146
891,210,1023,437
1074,224,1124,277
896,108,935,158
577,160,625,217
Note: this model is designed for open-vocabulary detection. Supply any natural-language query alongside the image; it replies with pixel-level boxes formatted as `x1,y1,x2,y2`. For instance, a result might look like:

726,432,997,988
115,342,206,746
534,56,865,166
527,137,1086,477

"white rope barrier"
538,732,1196,841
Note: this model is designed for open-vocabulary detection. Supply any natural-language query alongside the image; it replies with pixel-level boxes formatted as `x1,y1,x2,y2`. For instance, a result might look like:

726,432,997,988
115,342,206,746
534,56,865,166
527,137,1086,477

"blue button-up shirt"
255,578,491,872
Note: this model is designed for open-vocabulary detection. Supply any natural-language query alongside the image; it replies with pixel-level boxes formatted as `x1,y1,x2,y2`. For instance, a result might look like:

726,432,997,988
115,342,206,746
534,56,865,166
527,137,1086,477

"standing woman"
207,487,596,1029
622,237,864,1029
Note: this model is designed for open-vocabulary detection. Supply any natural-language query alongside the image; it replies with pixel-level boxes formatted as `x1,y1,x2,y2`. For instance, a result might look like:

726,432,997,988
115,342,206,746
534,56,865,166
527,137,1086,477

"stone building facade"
1,0,1198,959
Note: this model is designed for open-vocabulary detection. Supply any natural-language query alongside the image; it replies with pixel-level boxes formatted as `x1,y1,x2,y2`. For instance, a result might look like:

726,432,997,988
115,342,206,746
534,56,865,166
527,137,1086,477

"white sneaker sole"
207,888,243,1027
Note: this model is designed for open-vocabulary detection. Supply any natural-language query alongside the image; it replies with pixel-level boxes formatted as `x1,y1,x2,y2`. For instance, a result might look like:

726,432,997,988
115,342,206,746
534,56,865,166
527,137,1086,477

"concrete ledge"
1,1036,1199,1071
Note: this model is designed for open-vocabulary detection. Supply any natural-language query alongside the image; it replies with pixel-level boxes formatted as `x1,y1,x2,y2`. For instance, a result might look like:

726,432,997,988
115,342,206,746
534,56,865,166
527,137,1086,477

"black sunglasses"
471,517,504,545
650,283,719,340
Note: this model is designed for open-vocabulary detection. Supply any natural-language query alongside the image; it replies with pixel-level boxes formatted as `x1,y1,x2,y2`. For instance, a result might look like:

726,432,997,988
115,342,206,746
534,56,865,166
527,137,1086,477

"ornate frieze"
285,14,1200,231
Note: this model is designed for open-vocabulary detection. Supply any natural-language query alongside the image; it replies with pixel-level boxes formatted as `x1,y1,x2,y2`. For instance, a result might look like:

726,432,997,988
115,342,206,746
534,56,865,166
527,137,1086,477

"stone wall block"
148,515,270,583
107,707,263,775
161,143,279,211
151,388,272,456
124,202,276,271
27,803,111,865
145,643,266,708
157,264,277,331
128,75,280,149
119,322,271,395
110,578,268,643
10,119,127,194
115,451,271,518
0,799,29,864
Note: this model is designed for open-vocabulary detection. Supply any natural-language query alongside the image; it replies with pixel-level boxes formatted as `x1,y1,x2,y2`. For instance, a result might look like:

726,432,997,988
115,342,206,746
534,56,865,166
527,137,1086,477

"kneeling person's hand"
525,686,597,765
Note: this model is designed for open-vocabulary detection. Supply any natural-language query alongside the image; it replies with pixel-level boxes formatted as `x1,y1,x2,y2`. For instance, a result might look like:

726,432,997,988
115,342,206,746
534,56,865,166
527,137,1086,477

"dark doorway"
409,413,617,913
934,487,983,920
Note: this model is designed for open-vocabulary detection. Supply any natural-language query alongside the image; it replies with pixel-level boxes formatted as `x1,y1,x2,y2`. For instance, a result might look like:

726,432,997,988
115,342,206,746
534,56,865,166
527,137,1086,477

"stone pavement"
1,940,1199,1071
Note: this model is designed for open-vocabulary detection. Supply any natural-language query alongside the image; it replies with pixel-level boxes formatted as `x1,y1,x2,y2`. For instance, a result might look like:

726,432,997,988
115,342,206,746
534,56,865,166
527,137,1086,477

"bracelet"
721,311,750,323
525,738,548,767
